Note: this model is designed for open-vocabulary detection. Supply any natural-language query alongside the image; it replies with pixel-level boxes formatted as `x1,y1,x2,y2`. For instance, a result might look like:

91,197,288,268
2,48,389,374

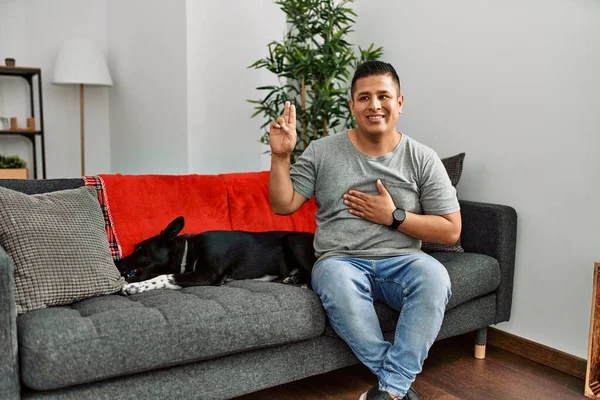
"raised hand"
269,101,297,158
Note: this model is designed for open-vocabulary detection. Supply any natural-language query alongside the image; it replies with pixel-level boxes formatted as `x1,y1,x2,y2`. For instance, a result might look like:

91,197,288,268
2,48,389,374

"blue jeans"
311,254,451,398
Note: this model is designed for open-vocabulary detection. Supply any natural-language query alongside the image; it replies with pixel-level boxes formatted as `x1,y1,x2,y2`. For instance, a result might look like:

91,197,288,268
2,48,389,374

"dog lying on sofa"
116,216,317,295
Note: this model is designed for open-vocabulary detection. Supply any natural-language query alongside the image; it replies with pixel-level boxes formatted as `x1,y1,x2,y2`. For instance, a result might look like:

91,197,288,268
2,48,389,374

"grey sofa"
0,178,517,400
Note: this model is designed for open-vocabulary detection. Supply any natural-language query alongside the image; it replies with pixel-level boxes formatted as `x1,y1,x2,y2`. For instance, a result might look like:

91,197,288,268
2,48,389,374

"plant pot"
0,168,28,179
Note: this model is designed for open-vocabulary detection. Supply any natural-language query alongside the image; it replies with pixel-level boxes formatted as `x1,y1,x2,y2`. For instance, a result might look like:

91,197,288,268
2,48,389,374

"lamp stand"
79,83,85,176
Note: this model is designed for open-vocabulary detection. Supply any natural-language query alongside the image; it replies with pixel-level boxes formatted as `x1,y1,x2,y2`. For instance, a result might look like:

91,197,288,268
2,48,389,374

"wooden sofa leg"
474,327,487,359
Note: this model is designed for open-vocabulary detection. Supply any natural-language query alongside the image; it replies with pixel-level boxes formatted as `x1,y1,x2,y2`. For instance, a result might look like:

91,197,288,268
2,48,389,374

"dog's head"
116,216,185,283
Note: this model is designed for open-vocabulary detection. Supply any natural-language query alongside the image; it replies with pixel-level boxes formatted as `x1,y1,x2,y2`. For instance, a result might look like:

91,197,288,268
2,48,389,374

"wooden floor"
234,334,587,400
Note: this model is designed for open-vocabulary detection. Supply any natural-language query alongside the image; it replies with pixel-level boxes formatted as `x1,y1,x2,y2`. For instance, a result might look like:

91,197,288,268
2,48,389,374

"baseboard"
487,327,586,379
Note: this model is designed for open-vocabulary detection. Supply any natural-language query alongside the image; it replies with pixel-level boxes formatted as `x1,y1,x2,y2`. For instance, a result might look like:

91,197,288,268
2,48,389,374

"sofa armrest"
0,246,20,398
459,200,517,323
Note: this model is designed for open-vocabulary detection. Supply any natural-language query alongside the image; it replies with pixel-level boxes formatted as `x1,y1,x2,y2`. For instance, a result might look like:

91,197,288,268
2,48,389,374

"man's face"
350,74,403,137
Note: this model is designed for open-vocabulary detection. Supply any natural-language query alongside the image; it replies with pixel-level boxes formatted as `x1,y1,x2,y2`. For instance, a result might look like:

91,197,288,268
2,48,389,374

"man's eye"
359,96,368,101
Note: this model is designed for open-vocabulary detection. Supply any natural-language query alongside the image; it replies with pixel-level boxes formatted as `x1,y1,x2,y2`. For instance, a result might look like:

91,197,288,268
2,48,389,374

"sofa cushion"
431,251,501,309
440,152,465,187
17,280,326,391
0,186,124,314
222,171,317,233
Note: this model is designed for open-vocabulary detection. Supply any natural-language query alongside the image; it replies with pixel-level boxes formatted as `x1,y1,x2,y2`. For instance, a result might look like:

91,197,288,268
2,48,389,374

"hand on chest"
316,167,422,215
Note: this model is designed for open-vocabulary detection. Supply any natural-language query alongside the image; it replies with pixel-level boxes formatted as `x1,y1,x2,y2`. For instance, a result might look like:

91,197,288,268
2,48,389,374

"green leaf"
247,0,384,162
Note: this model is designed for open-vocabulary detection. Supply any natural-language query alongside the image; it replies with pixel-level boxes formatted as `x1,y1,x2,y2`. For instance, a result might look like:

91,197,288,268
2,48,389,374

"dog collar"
180,239,188,274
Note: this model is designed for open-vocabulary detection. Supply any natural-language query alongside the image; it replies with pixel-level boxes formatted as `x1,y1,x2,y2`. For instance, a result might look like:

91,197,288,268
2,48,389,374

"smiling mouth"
366,115,385,121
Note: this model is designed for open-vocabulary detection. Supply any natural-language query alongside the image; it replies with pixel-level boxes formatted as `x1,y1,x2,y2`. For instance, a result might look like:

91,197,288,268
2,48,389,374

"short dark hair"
350,61,401,99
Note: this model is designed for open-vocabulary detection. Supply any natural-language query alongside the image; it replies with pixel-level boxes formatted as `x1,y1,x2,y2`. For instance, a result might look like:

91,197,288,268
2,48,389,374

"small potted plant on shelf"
0,154,28,179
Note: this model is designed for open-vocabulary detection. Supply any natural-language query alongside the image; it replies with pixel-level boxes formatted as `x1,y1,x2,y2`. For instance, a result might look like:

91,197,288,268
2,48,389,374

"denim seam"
380,280,410,396
375,277,409,292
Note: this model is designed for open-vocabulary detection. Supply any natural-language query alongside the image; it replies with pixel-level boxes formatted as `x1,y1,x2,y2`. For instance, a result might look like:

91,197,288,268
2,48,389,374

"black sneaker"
359,385,420,400
403,387,420,400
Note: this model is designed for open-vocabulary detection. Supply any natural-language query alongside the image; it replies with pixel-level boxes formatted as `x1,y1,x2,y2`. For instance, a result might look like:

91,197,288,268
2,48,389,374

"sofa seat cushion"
431,252,501,309
17,281,326,391
326,252,501,336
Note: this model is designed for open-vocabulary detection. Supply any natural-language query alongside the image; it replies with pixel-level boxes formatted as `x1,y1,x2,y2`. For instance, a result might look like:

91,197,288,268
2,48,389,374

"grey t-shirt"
290,131,460,261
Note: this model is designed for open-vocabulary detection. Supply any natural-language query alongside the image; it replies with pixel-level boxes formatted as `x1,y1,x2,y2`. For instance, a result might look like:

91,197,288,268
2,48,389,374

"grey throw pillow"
0,186,124,314
441,152,465,187
421,153,466,253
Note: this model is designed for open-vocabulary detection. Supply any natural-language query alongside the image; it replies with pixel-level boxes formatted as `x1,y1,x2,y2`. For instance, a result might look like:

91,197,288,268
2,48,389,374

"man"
268,61,461,400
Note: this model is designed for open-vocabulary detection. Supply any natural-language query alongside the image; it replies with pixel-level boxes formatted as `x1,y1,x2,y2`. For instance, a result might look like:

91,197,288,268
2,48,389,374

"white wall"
186,0,285,174
355,0,600,358
0,0,283,177
107,0,188,174
0,0,111,178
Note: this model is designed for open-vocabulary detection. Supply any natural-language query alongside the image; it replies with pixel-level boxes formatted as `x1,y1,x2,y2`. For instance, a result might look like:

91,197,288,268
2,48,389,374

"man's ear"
349,98,355,116
397,94,404,114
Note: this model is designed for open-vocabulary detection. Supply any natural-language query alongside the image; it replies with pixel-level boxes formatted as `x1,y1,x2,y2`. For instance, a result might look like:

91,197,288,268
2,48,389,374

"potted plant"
248,0,384,162
0,154,28,179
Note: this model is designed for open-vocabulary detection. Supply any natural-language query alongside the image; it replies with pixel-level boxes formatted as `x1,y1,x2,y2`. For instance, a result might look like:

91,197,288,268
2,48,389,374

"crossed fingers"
271,101,296,133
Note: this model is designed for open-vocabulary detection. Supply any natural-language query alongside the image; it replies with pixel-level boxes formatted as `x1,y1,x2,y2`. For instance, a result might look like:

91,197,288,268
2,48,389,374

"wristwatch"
389,208,406,230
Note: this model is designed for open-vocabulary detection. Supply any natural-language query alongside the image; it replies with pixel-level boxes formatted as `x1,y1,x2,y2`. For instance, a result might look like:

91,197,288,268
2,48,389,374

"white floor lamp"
52,38,113,176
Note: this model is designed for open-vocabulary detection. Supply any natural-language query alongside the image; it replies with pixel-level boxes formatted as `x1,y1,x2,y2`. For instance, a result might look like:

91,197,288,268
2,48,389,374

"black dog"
116,216,316,295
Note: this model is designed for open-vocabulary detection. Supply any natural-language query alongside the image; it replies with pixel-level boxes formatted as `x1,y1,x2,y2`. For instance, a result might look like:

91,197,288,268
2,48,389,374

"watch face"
393,208,406,223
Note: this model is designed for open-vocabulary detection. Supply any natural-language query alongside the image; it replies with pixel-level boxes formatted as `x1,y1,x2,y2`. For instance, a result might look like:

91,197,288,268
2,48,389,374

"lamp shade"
52,38,113,86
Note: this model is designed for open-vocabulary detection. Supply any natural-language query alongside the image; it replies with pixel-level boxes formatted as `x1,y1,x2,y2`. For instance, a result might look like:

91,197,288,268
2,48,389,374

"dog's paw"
121,282,143,296
283,275,298,285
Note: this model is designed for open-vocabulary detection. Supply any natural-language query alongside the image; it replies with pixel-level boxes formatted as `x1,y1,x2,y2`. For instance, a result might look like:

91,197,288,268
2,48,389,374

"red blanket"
86,172,317,258
221,172,317,232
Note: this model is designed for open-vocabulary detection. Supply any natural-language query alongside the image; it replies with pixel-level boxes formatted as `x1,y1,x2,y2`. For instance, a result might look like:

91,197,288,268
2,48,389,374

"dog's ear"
162,216,185,241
